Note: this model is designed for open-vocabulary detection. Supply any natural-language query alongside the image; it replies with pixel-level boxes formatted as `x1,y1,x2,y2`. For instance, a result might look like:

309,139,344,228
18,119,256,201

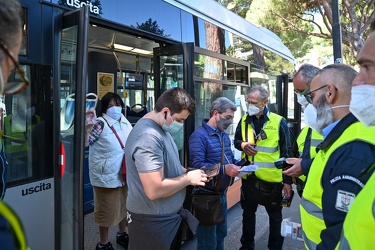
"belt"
248,174,282,193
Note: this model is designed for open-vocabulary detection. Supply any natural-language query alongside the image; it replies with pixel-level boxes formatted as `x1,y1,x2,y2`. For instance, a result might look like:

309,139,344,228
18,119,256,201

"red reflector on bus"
59,141,66,178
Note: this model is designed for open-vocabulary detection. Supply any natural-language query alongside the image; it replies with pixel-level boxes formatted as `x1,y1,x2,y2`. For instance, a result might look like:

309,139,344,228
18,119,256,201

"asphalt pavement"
84,186,305,250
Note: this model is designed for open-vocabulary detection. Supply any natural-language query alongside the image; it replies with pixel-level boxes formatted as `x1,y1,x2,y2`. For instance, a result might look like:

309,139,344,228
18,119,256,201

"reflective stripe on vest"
297,127,323,183
0,201,29,250
336,171,375,250
240,113,283,182
300,122,375,249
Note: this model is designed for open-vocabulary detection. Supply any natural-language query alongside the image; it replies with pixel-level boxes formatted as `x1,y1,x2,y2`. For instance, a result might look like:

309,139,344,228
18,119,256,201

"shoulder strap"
214,140,224,193
102,117,125,149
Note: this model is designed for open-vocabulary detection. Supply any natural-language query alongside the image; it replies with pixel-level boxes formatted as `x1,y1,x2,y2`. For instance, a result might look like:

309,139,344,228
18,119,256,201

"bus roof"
164,0,295,64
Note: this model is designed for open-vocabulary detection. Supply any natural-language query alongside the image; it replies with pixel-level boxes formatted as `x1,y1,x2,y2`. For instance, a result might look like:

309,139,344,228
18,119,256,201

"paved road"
84,186,305,250
181,185,304,250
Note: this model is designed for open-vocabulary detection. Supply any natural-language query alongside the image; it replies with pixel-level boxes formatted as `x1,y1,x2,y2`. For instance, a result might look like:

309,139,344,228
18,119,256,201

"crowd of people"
1,0,375,249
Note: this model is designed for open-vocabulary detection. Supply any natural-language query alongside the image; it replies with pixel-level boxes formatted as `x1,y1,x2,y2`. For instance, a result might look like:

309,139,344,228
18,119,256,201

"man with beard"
283,64,323,197
336,20,375,250
189,97,240,250
300,63,375,250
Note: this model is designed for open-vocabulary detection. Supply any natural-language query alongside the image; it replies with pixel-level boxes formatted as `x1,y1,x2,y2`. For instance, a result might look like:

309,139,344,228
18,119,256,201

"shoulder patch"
335,190,355,212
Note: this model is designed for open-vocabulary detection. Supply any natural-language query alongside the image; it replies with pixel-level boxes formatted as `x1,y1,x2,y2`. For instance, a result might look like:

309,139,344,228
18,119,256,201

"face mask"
0,66,4,94
303,104,319,132
162,114,183,134
106,106,122,120
350,84,375,127
248,104,261,116
297,94,309,107
170,129,184,150
217,115,232,132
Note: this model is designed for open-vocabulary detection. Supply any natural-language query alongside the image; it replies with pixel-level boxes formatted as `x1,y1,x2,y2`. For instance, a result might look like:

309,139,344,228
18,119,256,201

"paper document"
237,165,258,178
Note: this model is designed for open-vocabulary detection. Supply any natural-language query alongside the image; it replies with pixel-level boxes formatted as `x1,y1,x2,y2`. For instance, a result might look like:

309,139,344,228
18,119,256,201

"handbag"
103,117,126,182
191,141,225,226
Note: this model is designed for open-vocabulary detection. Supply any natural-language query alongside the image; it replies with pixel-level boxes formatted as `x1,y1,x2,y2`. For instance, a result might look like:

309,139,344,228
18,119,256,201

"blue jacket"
189,119,236,193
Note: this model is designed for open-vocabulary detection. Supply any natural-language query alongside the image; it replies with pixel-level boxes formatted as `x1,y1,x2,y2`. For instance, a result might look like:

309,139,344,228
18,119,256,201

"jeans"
240,178,284,250
196,193,228,250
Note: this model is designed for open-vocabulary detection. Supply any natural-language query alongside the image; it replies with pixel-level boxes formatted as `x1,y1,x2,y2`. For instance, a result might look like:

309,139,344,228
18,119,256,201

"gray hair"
249,86,269,101
210,97,236,117
0,0,22,62
318,64,357,93
294,64,320,85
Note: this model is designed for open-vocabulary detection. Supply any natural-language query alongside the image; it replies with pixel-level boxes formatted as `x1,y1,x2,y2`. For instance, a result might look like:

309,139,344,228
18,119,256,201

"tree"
132,18,170,37
252,0,375,64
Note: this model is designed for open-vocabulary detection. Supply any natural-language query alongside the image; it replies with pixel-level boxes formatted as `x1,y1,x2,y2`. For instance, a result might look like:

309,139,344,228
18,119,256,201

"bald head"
318,64,357,100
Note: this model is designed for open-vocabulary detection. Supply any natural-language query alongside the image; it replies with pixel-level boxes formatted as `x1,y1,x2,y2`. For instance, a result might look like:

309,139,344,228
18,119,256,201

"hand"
282,158,303,177
242,142,257,156
86,108,97,126
283,183,292,198
224,164,240,177
186,169,208,186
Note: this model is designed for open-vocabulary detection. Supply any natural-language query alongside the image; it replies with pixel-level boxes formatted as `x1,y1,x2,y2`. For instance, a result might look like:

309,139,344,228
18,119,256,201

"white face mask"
350,84,375,127
297,94,309,107
106,106,122,120
303,104,319,132
248,104,261,116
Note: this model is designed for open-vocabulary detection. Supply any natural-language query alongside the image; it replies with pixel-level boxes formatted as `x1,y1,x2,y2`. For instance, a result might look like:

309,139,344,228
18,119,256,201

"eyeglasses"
304,85,327,104
0,42,30,95
294,86,310,95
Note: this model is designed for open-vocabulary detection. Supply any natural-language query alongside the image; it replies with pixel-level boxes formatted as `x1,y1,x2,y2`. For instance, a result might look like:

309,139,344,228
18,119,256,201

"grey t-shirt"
125,118,185,215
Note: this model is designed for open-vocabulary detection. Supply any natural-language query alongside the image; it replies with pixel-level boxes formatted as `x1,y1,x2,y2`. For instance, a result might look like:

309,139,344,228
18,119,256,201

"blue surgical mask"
106,106,122,120
162,118,183,134
170,129,184,150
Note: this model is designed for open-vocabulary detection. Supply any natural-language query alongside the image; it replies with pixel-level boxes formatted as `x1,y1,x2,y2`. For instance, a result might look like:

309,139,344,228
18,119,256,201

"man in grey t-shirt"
125,87,208,250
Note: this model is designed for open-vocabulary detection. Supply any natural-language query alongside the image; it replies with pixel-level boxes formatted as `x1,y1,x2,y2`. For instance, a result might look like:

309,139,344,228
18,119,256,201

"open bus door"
56,6,89,250
153,42,194,166
276,74,301,151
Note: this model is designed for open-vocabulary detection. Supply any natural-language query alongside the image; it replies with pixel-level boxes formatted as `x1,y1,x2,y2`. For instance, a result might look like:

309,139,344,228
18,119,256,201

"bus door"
153,42,194,166
57,6,89,250
276,74,301,150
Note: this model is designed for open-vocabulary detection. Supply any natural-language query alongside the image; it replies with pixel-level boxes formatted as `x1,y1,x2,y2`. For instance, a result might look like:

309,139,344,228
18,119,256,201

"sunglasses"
0,42,30,95
304,85,327,104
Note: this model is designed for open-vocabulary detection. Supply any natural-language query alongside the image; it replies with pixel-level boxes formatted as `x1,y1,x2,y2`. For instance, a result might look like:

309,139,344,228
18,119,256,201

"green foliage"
132,18,170,37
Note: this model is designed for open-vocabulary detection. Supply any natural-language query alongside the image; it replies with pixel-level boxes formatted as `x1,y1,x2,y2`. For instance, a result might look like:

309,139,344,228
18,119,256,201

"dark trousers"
240,177,284,250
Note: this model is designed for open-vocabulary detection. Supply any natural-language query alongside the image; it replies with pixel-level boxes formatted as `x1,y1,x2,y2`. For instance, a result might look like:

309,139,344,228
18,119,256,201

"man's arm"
234,117,244,151
279,118,293,188
318,142,375,250
139,168,207,200
188,131,210,169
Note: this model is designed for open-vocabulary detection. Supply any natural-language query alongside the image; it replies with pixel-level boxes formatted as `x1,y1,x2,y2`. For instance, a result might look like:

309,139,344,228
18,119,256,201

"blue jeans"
196,193,228,250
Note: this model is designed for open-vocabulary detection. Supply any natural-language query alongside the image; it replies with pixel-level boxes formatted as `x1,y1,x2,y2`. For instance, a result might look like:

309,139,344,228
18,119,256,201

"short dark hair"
154,87,196,115
100,92,124,115
0,0,22,62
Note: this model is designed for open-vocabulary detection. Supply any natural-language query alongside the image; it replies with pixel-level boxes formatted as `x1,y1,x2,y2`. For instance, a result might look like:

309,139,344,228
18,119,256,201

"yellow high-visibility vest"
240,112,283,182
300,122,375,249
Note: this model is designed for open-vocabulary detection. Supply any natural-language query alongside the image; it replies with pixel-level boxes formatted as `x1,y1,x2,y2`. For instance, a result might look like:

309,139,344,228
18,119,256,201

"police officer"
283,64,323,197
234,86,293,250
300,64,375,249
0,0,30,249
337,20,375,250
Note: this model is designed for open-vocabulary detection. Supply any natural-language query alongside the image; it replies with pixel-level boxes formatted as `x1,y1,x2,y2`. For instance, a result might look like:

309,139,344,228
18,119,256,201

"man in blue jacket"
189,97,240,250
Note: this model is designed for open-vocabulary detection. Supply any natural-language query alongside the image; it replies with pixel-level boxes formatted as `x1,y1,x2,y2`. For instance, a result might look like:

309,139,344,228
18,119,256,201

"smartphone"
281,190,294,207
281,220,303,241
